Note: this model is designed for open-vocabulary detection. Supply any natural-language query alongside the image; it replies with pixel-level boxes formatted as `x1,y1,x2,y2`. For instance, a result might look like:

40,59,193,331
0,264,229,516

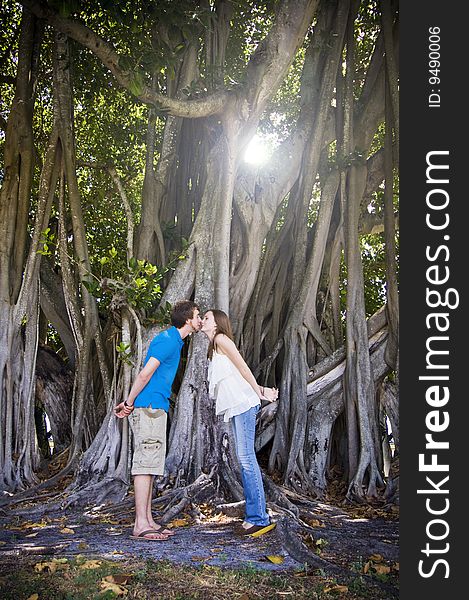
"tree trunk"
35,344,73,454
3,0,399,515
0,8,62,491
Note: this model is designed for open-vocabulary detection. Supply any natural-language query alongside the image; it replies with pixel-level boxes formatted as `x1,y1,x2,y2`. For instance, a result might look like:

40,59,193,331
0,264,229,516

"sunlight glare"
244,135,270,166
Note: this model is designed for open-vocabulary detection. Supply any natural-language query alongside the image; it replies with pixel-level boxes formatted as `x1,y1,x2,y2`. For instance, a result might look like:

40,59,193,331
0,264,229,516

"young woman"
202,309,278,535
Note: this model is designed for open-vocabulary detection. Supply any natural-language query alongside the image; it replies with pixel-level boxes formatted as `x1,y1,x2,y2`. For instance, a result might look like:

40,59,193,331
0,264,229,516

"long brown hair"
207,309,234,359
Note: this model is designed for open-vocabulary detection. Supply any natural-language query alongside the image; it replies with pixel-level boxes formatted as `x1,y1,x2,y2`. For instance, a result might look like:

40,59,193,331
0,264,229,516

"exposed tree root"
63,477,128,509
276,516,347,575
0,458,76,508
276,517,398,597
161,494,192,525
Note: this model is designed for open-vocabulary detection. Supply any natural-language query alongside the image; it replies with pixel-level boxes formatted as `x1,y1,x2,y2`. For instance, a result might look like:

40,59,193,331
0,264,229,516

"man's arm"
114,357,161,418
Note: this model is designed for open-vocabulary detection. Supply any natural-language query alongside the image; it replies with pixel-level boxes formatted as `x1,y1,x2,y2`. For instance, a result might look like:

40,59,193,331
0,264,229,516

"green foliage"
354,1,381,92
83,239,191,312
339,231,399,320
116,341,133,365
0,553,397,599
81,254,164,309
259,45,306,142
48,0,81,19
328,149,368,171
4,0,395,376
44,323,67,360
37,228,56,256
36,222,189,315
225,1,276,73
151,300,173,326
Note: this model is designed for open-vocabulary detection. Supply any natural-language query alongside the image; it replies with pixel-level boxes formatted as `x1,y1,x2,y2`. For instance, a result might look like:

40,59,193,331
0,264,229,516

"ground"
0,486,399,599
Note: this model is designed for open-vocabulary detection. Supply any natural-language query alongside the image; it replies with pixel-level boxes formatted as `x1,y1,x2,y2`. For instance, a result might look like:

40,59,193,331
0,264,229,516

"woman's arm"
215,335,277,401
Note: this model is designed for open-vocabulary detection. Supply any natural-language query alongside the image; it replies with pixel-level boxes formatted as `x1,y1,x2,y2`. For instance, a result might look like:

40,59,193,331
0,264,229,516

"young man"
114,300,202,540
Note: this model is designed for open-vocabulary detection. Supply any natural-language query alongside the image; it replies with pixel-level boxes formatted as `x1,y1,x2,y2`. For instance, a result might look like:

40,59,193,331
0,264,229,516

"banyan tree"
0,0,399,527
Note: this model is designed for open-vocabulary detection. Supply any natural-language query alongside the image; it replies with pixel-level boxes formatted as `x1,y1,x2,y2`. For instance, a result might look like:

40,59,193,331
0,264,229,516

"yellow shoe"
240,522,277,537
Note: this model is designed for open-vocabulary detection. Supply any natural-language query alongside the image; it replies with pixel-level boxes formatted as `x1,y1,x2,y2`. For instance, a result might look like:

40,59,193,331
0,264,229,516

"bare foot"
131,528,169,541
151,521,176,536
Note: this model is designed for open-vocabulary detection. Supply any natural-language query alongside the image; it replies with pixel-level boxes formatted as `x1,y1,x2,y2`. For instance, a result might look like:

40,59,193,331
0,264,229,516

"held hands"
260,386,279,402
114,401,134,419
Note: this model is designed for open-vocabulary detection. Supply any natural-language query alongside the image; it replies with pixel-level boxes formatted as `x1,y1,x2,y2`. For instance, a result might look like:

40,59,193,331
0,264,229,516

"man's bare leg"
145,476,175,536
133,474,167,539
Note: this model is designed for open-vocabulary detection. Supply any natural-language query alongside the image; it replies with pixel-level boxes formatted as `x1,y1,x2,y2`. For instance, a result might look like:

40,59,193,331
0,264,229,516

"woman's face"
201,311,217,337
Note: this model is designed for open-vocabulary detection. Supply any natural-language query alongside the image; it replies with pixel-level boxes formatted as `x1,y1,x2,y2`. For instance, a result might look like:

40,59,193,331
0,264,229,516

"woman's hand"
260,386,279,402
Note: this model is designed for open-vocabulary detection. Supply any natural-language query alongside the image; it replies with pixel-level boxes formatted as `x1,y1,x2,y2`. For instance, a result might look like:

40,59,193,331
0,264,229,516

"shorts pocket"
138,439,163,469
129,410,140,429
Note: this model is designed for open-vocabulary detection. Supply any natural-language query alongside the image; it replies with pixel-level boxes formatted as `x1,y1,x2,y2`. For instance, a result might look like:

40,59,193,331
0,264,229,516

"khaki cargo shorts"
129,408,167,475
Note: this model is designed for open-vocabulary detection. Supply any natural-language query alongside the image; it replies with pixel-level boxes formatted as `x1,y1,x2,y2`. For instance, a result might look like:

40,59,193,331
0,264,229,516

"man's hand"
114,401,134,419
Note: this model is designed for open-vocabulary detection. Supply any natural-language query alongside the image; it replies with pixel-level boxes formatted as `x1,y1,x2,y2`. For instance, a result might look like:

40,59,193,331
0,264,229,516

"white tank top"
208,350,260,422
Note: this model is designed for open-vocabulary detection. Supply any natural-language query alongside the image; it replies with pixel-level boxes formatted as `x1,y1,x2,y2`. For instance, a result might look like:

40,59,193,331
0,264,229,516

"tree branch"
243,0,319,121
107,166,134,262
20,0,228,118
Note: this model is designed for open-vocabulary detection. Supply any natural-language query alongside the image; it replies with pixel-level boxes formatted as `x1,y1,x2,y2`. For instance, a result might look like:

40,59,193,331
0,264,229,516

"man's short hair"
171,300,199,328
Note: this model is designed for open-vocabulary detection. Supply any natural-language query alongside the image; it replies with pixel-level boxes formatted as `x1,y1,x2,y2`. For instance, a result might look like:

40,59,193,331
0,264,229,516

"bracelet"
123,400,134,409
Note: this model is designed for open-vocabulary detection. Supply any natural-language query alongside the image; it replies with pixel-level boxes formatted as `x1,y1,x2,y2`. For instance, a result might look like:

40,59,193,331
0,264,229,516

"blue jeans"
231,404,270,526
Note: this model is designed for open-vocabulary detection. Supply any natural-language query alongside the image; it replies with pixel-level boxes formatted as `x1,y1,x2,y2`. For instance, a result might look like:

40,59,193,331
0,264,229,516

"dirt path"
0,497,398,596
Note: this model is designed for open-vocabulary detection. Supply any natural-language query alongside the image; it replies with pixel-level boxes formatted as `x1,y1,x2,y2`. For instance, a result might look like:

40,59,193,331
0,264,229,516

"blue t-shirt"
134,326,184,411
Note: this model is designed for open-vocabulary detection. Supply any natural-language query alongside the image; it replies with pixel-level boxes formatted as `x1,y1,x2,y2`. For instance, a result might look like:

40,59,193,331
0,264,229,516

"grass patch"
0,556,396,599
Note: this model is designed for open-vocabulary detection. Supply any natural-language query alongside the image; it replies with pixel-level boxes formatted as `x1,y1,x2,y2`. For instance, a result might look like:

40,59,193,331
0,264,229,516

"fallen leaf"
373,564,391,575
103,574,132,585
323,584,349,593
25,532,39,538
34,558,68,573
111,550,124,555
315,538,327,547
77,542,89,550
393,562,400,571
369,553,383,562
191,555,211,561
0,541,6,546
168,518,190,528
363,561,371,574
210,512,227,522
79,559,102,570
301,533,316,548
100,580,128,595
26,594,39,600
59,527,75,534
106,528,123,536
98,518,120,525
210,548,223,553
309,519,325,528
265,555,284,564
22,521,48,530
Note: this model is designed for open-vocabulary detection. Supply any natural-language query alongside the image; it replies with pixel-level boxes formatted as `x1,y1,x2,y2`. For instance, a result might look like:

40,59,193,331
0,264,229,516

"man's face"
188,309,203,333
